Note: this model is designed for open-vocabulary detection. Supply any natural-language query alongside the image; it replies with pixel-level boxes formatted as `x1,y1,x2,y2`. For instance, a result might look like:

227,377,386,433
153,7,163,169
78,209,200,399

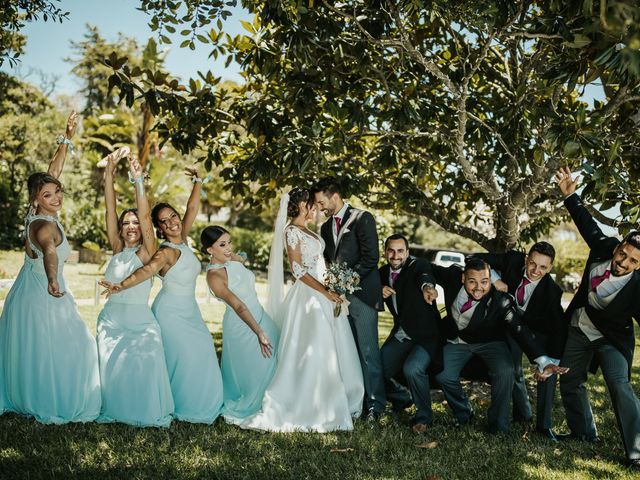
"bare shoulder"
31,219,60,242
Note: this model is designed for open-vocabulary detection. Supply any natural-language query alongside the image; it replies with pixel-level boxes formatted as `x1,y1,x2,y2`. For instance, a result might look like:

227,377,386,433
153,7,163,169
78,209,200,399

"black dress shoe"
556,432,600,443
536,428,558,442
628,459,640,471
391,399,413,413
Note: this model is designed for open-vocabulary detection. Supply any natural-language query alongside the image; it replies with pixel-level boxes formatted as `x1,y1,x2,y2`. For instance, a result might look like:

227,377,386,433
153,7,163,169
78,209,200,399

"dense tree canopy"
106,0,640,251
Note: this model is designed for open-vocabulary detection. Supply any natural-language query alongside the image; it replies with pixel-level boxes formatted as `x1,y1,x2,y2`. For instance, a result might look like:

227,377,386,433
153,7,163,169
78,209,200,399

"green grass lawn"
1,253,639,479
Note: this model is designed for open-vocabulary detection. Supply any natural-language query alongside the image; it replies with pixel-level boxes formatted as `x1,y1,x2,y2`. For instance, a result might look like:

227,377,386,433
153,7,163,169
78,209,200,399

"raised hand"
493,279,509,293
65,111,78,140
422,285,438,305
47,279,65,298
555,167,579,198
534,364,569,382
258,331,274,358
184,166,200,181
128,155,144,181
98,279,123,297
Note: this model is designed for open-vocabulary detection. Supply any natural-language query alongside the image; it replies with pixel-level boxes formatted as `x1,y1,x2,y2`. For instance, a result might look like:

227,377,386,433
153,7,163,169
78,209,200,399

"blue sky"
2,0,250,98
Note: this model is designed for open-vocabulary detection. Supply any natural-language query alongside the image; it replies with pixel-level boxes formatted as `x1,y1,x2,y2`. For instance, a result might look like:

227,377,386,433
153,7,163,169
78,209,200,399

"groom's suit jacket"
321,206,384,311
564,193,640,379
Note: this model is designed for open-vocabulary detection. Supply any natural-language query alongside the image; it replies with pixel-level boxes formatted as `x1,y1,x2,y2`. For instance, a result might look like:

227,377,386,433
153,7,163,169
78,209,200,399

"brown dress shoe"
411,423,428,434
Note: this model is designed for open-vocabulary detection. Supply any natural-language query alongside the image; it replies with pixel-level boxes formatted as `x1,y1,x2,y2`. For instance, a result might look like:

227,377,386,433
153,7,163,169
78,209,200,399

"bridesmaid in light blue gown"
202,226,279,422
0,112,101,423
95,151,173,427
100,167,223,424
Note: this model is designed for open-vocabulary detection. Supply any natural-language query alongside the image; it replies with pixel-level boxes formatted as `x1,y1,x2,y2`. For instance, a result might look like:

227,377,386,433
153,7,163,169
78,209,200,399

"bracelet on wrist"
192,174,212,184
128,171,144,184
55,135,75,154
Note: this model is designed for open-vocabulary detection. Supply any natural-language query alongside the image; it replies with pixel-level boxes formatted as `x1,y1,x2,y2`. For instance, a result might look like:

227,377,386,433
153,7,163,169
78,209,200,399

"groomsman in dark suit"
314,177,386,422
555,167,640,470
423,258,565,433
471,242,565,440
379,234,442,433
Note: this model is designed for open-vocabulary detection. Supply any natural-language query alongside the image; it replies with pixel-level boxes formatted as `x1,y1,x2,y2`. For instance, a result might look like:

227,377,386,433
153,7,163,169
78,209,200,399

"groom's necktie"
516,277,531,306
460,297,474,313
334,216,342,233
390,271,399,286
591,269,611,291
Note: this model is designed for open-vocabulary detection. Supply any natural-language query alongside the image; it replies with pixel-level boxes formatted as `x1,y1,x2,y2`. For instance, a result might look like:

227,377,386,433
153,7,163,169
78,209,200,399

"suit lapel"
466,292,489,329
321,219,335,259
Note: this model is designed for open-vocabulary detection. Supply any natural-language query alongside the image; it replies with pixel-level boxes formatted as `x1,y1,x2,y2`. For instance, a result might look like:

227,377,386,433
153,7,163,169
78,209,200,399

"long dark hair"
151,202,180,239
200,225,230,254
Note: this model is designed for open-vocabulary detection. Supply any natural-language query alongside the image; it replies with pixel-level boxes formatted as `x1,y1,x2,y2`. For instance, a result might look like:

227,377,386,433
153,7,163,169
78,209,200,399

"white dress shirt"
572,260,633,341
332,202,350,243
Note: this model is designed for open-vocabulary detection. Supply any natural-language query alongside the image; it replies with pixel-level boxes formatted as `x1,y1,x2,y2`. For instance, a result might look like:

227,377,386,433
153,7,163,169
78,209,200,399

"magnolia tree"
103,0,639,250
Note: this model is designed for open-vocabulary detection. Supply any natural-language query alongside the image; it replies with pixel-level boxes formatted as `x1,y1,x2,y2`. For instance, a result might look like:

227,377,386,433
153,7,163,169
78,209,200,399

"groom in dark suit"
379,234,442,433
555,167,640,470
314,177,386,422
470,242,566,440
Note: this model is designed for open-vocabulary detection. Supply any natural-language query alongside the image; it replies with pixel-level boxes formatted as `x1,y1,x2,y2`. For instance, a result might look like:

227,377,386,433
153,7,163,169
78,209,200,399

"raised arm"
99,247,174,294
128,156,156,259
285,227,342,303
207,269,273,358
47,111,78,179
181,166,203,238
555,167,609,250
33,221,64,297
103,149,128,253
353,211,380,277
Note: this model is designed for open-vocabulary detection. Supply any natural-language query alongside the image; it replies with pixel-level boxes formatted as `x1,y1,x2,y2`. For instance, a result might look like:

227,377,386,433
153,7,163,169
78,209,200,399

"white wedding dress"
229,225,363,432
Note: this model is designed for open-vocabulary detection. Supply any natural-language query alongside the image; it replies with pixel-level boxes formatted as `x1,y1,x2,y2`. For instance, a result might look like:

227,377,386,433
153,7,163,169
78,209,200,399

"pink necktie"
516,277,531,306
591,269,611,291
391,271,399,286
460,298,474,313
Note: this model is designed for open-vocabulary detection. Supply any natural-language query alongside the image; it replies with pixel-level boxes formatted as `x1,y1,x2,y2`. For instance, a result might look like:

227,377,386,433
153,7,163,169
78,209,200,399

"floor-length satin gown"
0,214,100,424
207,260,279,422
151,241,223,423
96,246,174,426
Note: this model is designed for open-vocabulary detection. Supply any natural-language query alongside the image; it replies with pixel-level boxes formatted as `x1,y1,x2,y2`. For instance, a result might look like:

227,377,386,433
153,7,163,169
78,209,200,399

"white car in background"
409,246,467,306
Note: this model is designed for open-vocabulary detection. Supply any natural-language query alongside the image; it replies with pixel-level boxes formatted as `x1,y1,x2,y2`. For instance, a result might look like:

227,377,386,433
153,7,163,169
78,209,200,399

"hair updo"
287,188,312,218
150,202,180,239
200,225,230,254
27,172,64,205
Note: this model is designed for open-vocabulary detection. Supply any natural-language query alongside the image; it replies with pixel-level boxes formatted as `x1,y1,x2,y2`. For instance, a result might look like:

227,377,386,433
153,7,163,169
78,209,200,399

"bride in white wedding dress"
228,188,363,432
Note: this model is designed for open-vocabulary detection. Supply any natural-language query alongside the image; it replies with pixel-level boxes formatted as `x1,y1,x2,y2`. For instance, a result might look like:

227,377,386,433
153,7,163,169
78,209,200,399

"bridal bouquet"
325,262,361,317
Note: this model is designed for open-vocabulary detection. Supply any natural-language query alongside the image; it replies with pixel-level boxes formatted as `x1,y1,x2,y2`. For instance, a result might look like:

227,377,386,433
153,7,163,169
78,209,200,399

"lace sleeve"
285,226,307,279
285,226,302,249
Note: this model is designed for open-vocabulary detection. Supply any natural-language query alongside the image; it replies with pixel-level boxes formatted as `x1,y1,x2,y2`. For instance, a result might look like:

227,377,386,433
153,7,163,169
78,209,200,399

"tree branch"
586,204,621,228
